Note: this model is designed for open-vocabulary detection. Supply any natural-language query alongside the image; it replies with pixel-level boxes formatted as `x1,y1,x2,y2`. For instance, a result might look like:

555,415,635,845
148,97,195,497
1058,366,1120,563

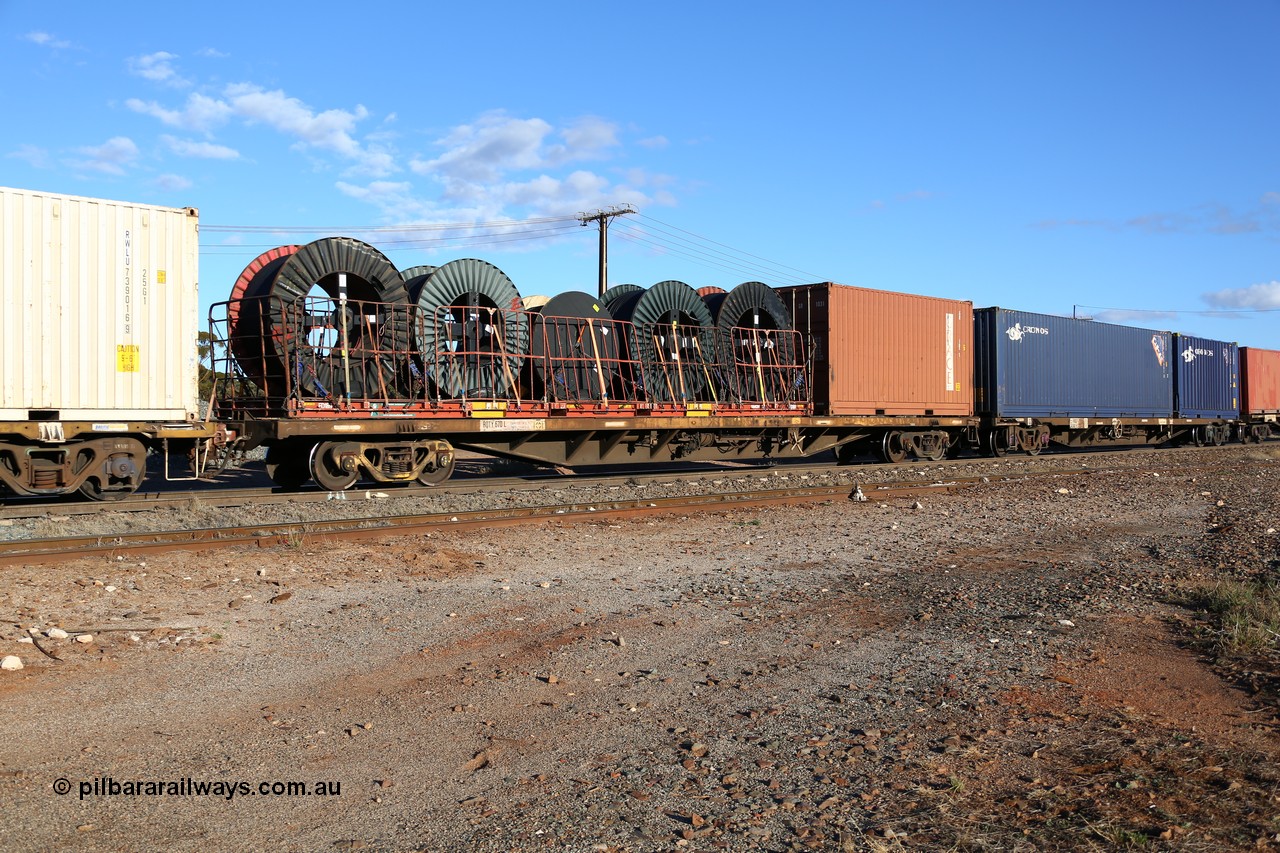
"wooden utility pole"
578,205,635,298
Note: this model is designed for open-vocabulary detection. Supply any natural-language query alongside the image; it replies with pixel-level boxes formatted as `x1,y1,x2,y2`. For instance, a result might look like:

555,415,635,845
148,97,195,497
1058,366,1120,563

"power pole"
578,204,635,298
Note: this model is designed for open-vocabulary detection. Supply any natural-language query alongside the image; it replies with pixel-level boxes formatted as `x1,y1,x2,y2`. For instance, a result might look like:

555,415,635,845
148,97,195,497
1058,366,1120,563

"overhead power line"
635,213,826,283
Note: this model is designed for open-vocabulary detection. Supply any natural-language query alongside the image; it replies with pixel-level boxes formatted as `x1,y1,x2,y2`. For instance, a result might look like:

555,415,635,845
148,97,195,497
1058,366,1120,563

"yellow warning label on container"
157,270,167,284
116,344,140,372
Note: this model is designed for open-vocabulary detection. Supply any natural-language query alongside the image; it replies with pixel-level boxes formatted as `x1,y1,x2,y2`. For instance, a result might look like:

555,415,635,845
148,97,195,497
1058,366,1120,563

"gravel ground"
0,445,1277,851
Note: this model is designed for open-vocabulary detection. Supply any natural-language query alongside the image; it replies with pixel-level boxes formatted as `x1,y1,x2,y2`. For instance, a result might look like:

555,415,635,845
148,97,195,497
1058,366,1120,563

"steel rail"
0,478,976,567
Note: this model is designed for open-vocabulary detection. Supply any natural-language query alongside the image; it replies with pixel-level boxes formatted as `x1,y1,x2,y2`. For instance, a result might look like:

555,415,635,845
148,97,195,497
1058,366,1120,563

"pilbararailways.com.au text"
55,777,341,801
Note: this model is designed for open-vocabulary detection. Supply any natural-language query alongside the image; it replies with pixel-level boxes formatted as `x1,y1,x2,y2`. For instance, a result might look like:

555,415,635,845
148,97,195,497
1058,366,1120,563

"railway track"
0,476,983,566
0,442,1252,521
0,460,1169,566
0,443,1268,566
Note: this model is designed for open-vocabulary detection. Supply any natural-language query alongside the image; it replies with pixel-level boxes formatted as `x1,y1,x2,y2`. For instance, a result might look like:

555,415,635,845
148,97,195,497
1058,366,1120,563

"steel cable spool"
255,237,409,399
412,258,529,398
227,245,300,389
715,281,799,402
610,280,716,402
698,285,729,327
529,291,620,402
600,283,643,311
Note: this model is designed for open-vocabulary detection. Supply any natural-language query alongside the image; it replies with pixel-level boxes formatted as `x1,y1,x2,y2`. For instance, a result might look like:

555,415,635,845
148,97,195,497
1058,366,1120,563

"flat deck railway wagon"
209,242,982,490
974,308,1238,454
0,187,220,499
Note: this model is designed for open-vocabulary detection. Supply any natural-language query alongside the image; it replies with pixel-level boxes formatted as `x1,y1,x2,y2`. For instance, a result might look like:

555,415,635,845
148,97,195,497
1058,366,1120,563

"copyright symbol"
53,777,71,795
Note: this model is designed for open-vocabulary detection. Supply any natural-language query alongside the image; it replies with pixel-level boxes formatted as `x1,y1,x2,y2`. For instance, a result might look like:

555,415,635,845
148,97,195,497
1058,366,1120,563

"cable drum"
715,281,793,335
412,258,529,398
227,245,299,389
698,286,729,327
714,281,800,403
610,280,716,402
228,239,409,398
401,265,439,302
600,283,643,312
529,291,621,402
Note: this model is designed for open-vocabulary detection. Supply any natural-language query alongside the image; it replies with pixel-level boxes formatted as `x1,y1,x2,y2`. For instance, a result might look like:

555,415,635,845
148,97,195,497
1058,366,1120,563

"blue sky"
4,2,1279,347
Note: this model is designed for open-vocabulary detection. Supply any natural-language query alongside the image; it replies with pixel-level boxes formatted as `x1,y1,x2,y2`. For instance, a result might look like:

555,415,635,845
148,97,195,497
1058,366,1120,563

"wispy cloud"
1035,195,1280,236
70,137,139,175
858,189,938,214
128,51,189,88
637,135,669,149
162,135,239,159
126,93,233,133
24,32,72,49
7,144,52,169
1091,309,1181,325
399,111,643,217
125,77,674,222
195,47,228,59
1203,281,1280,310
222,84,394,177
153,174,193,191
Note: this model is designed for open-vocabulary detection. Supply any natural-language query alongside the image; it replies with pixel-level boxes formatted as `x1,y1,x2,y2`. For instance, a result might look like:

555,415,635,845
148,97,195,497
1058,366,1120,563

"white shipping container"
0,187,200,421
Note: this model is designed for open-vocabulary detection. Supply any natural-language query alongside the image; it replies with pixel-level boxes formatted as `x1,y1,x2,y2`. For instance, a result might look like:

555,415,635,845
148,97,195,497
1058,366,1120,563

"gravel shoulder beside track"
1,445,1278,851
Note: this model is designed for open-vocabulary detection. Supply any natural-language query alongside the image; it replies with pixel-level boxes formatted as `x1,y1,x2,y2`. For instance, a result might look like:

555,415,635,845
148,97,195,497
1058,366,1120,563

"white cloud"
1203,281,1280,310
1037,200,1279,236
222,84,394,176
128,51,189,88
127,93,232,133
1092,309,1181,324
225,84,365,154
24,32,71,49
196,47,228,59
637,135,669,149
414,113,622,185
7,144,51,168
551,117,620,162
162,135,239,159
72,137,139,175
129,83,395,176
153,174,193,191
415,114,553,183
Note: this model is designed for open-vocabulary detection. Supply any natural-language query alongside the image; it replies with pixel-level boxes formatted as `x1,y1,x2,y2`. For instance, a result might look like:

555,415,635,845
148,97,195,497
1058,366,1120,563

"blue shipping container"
1173,334,1238,419
975,308,1173,418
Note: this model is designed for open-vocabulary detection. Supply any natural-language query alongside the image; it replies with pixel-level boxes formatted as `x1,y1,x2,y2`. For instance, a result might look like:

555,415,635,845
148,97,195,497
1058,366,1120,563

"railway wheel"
310,442,360,491
78,476,138,501
878,431,908,464
76,440,146,501
266,445,309,491
982,428,1010,458
835,441,861,466
416,444,455,486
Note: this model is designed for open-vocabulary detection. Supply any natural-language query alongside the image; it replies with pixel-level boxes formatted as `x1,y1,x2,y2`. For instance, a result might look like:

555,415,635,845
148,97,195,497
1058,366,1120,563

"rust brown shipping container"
1241,346,1280,415
778,282,973,416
